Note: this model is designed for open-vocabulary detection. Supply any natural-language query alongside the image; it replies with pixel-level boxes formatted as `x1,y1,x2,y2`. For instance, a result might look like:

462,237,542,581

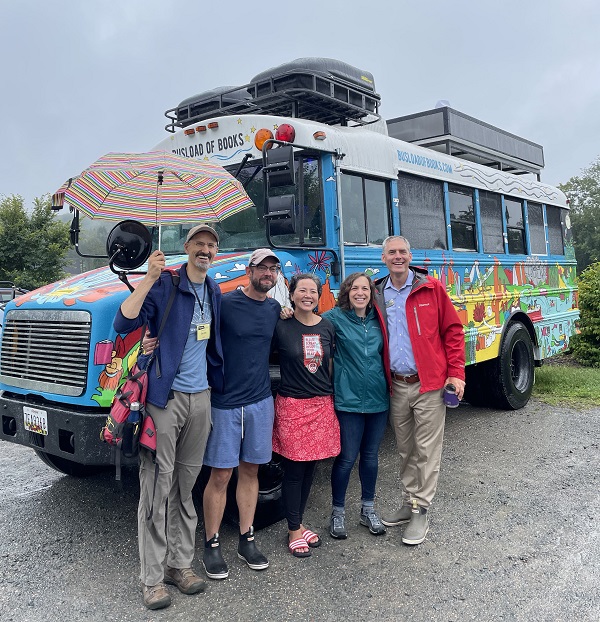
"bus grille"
0,309,91,396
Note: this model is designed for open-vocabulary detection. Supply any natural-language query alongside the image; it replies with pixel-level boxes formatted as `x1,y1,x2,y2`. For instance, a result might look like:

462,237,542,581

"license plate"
24,406,48,436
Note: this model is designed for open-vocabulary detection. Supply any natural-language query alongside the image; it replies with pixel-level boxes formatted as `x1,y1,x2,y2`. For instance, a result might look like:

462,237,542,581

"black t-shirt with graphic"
275,316,335,399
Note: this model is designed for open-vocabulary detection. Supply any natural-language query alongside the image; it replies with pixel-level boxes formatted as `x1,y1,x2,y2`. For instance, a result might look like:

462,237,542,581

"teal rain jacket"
323,306,389,413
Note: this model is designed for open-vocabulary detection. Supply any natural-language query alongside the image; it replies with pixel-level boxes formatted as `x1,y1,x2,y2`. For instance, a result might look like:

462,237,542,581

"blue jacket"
322,306,389,413
113,266,224,408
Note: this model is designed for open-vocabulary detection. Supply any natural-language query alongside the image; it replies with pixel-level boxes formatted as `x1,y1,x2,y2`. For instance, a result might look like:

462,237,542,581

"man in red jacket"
374,235,465,545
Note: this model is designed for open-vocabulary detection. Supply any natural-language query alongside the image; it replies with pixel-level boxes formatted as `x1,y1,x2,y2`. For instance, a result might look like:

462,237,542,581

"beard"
192,253,212,272
250,273,275,293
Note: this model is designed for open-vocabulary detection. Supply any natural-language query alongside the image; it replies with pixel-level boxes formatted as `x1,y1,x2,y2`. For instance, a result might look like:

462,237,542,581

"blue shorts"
203,396,275,468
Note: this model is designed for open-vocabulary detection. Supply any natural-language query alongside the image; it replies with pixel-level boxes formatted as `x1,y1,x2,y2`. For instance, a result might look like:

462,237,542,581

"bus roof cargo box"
387,107,544,177
247,57,381,125
174,86,252,128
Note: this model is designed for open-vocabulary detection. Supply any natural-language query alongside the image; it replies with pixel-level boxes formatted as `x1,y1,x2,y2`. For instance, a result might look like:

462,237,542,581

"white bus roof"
152,113,568,209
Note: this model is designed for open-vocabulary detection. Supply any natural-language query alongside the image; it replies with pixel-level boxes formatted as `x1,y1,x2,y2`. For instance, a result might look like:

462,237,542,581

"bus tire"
193,459,285,531
33,450,107,477
463,363,489,407
488,321,534,410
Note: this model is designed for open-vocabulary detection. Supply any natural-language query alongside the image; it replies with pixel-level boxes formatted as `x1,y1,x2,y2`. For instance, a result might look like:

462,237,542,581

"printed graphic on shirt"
303,334,323,374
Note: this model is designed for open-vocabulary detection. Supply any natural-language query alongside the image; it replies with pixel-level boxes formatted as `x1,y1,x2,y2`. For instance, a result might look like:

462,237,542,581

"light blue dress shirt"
384,271,417,375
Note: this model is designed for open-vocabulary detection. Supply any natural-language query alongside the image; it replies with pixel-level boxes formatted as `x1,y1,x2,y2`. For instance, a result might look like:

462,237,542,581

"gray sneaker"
402,504,429,545
360,508,386,535
381,504,412,527
330,513,348,539
141,582,171,610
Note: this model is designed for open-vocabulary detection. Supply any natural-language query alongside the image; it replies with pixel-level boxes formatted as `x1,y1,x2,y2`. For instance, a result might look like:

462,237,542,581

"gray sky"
2,0,599,208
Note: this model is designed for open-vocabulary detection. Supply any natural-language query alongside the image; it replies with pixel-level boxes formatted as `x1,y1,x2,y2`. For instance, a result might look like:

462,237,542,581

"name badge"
196,323,210,341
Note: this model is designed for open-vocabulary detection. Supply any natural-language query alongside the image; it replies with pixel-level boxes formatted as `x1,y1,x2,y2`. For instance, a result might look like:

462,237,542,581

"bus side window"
448,184,476,251
546,206,565,255
398,173,446,250
505,198,526,254
528,202,546,254
340,173,390,244
479,190,504,254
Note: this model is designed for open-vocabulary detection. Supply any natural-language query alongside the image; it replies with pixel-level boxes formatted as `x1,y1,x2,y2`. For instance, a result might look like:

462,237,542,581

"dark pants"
331,410,388,508
281,457,317,531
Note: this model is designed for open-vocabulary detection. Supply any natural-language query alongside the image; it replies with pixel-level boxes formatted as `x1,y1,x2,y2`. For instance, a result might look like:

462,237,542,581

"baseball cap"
248,248,280,267
185,224,219,244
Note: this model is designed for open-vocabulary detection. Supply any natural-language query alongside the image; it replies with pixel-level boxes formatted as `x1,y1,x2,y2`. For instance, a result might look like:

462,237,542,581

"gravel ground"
0,399,598,622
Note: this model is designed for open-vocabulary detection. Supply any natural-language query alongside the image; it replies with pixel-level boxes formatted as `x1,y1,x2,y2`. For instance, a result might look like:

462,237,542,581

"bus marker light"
184,129,195,136
196,125,207,132
255,128,274,151
208,122,219,129
313,131,326,141
275,123,296,143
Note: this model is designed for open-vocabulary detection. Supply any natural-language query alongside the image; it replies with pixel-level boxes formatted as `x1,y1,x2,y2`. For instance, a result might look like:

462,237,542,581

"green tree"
0,194,70,290
572,262,600,367
559,156,600,272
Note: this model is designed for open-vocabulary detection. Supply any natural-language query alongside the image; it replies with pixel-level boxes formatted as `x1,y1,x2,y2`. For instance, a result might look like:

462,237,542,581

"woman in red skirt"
273,273,340,558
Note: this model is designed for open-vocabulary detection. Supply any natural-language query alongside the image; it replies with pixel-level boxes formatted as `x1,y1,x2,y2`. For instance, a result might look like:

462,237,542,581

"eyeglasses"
250,264,281,274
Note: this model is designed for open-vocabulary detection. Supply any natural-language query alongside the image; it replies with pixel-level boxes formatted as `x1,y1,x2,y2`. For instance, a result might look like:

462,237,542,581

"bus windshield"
157,155,324,253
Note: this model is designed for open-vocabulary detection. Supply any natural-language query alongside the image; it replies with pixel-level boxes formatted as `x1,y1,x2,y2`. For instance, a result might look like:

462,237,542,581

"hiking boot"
203,533,229,580
381,504,412,527
164,566,207,594
329,513,347,539
141,582,171,610
402,502,429,545
238,526,269,571
360,507,387,535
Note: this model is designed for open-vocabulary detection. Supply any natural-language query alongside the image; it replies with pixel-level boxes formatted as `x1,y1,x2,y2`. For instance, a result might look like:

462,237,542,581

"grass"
534,364,600,408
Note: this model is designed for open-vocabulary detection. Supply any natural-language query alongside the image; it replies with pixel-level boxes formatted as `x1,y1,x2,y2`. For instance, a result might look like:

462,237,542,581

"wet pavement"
0,399,598,622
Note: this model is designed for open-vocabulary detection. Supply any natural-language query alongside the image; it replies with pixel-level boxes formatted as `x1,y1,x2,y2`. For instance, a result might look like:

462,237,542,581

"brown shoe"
141,582,171,610
165,566,208,595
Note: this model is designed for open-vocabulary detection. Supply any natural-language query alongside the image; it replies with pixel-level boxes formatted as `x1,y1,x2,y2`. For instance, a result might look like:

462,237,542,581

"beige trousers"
389,380,446,508
138,389,211,586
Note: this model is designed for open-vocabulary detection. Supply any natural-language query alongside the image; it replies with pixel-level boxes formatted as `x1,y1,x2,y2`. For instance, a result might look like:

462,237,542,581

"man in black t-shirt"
202,249,282,580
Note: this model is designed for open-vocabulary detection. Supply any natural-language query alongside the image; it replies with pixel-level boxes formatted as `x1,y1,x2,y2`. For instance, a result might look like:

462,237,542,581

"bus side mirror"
106,220,153,270
265,195,296,236
264,145,295,188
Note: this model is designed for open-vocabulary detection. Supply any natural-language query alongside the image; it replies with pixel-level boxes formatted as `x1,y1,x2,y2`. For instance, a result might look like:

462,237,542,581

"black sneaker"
203,533,229,580
237,526,269,571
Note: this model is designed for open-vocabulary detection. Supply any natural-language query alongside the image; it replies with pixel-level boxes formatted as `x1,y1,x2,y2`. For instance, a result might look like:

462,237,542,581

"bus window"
448,184,476,251
398,173,446,250
301,157,324,244
547,206,565,255
340,174,390,244
340,173,366,243
479,190,504,254
505,197,526,254
365,178,390,244
528,202,546,254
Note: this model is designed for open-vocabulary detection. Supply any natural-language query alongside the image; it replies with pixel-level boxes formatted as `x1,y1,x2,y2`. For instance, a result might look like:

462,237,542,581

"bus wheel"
489,321,534,410
463,363,488,407
33,450,106,477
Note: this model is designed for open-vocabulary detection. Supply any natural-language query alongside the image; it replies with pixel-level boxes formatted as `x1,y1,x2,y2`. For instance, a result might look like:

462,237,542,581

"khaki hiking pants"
389,380,446,509
139,389,211,586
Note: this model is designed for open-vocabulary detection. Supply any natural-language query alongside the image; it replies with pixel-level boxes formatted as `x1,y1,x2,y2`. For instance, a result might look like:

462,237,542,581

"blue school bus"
0,58,577,482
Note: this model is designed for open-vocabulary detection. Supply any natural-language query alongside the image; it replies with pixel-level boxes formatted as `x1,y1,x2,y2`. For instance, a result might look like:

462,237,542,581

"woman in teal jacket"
323,272,392,539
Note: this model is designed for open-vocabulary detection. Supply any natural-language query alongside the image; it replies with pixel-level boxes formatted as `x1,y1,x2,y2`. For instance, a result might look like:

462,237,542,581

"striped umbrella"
57,151,254,225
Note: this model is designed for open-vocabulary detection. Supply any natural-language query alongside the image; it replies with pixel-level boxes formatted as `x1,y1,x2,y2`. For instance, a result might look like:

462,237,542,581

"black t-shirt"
211,288,281,409
275,316,335,399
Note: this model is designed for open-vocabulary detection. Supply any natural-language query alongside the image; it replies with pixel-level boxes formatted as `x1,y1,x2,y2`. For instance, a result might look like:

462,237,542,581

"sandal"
288,537,311,558
301,528,321,548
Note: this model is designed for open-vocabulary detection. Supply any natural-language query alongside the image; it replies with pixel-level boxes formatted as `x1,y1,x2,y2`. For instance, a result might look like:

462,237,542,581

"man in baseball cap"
202,248,282,580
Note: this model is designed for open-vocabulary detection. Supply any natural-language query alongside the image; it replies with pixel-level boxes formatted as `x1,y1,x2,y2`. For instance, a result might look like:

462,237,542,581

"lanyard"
190,281,209,322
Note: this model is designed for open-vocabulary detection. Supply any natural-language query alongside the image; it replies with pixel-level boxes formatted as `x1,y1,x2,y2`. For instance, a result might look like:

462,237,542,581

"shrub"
572,262,600,367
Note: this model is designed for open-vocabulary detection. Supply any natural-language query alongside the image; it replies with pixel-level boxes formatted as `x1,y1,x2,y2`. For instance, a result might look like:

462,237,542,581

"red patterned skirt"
273,394,340,461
